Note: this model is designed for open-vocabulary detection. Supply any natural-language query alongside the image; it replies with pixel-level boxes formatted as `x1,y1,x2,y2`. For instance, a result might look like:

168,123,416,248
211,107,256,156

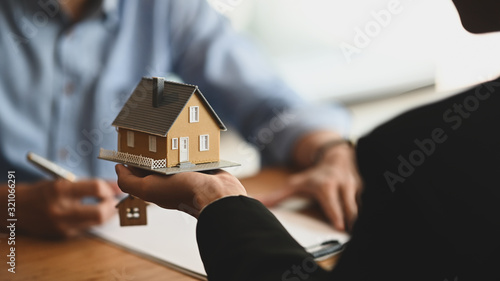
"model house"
108,77,226,169
116,195,148,226
99,77,238,227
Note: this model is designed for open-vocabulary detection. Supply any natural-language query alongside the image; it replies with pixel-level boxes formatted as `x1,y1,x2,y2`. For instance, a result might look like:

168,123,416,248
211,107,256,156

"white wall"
209,0,500,101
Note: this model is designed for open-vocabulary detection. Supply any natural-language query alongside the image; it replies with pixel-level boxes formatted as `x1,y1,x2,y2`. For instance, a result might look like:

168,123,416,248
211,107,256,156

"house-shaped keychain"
116,195,148,226
99,77,239,226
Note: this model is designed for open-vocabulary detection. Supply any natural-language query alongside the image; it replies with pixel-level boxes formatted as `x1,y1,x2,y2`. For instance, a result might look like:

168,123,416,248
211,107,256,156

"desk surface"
6,169,339,281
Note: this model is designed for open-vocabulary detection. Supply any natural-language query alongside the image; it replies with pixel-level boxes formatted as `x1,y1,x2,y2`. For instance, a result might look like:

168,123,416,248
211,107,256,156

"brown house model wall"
117,92,220,167
117,129,167,160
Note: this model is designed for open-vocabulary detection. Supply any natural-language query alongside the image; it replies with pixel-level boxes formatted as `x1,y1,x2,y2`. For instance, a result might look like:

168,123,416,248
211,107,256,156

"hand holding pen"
1,152,119,238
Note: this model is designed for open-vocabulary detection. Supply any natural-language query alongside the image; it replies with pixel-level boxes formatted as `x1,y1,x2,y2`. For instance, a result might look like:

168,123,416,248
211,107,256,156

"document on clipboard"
90,204,349,280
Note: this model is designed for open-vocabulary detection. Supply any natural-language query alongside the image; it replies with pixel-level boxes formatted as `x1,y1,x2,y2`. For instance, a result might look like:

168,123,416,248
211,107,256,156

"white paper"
91,204,349,279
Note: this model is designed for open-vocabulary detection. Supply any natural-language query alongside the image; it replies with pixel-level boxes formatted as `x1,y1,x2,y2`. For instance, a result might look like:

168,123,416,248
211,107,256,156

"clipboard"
90,204,350,279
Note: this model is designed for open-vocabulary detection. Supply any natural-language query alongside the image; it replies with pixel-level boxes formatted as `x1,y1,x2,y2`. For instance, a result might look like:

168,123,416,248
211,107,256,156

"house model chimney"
152,77,164,108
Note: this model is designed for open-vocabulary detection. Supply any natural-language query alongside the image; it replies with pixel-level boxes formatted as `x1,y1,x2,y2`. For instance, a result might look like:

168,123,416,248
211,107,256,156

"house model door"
180,137,189,162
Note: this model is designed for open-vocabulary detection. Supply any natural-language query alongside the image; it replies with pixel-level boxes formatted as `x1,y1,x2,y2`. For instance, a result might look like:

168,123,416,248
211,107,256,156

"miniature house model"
99,77,236,171
116,195,148,226
114,77,226,168
100,77,239,226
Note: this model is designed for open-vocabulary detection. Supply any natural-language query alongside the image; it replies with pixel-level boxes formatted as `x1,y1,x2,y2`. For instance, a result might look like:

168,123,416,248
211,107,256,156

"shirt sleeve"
196,196,331,281
166,0,350,165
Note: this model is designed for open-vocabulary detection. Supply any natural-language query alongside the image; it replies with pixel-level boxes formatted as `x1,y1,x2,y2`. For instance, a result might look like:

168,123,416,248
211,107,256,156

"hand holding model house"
99,77,239,226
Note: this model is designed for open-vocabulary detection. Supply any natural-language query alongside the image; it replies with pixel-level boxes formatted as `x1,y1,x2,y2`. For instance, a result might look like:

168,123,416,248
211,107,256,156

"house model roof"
115,194,148,207
112,77,226,137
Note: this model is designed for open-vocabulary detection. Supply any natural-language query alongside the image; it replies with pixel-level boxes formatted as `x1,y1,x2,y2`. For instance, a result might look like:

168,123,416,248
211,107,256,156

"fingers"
115,164,247,216
66,197,118,226
45,186,119,238
317,184,346,231
115,164,185,203
262,167,360,232
58,177,121,232
258,174,306,207
21,179,120,239
115,164,147,198
56,197,118,238
340,179,360,231
115,164,194,206
259,186,297,207
128,166,154,177
63,179,116,200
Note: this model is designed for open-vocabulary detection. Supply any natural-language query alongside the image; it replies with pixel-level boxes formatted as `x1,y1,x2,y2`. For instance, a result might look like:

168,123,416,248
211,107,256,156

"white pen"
26,151,77,182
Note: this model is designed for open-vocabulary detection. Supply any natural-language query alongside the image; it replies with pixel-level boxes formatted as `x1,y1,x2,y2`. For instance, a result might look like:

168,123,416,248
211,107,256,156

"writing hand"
15,179,119,238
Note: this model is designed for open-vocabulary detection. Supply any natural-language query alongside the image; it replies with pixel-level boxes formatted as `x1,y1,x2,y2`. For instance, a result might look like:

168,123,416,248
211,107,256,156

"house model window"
126,207,140,219
172,138,178,150
149,136,157,152
189,106,199,123
127,131,134,147
200,134,209,151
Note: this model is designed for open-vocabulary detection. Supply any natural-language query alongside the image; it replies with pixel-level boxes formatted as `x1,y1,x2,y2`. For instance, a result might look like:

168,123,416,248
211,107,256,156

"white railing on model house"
99,148,167,169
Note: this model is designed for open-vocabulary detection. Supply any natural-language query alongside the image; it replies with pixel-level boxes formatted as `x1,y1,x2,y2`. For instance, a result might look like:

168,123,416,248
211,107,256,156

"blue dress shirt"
0,0,350,182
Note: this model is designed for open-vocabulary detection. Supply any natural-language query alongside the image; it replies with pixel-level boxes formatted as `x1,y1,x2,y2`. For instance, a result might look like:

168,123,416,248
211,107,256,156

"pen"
27,152,117,205
307,240,344,259
26,152,77,182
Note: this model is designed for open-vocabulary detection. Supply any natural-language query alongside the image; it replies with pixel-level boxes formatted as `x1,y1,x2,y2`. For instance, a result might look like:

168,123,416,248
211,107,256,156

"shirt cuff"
253,103,351,166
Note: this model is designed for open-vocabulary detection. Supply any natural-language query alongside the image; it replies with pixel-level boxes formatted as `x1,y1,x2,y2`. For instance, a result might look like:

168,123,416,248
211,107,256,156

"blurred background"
211,0,500,177
209,0,500,102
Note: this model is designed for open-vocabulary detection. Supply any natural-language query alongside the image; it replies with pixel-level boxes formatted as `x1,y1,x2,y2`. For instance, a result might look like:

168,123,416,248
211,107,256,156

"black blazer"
196,78,500,281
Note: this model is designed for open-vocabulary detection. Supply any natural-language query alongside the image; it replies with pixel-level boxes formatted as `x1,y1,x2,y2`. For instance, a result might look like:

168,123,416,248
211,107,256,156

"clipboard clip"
307,240,345,259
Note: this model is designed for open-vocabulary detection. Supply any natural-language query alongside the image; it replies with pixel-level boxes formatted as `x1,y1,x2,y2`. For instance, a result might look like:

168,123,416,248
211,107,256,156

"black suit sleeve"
196,78,500,281
196,196,331,281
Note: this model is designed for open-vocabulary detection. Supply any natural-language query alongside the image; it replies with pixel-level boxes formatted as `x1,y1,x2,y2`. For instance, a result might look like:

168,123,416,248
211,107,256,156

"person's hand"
260,132,362,232
15,179,119,238
115,165,247,218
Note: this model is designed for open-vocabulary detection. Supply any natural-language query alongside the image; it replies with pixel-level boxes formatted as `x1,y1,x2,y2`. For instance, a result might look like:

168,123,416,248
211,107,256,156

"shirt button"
65,82,74,96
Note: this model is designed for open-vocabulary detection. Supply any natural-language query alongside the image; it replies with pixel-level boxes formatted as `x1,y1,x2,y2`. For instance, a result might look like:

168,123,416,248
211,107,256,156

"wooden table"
4,169,340,281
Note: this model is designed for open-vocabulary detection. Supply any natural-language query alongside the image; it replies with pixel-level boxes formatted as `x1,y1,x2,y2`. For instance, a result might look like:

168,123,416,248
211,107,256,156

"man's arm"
115,165,332,281
197,196,331,281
